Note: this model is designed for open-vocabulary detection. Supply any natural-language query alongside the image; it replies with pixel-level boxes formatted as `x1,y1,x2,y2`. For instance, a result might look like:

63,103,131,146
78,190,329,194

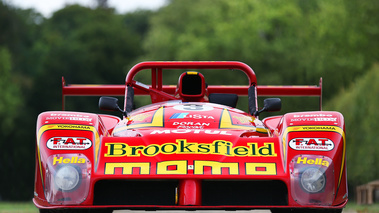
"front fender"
279,111,347,206
34,111,107,206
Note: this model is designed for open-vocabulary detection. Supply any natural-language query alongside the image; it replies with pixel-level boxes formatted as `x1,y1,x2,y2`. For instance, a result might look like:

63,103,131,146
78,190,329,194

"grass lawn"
0,202,38,213
345,202,379,213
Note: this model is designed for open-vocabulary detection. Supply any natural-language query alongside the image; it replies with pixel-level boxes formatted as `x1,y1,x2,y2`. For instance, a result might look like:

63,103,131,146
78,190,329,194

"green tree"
0,47,21,135
325,64,379,188
143,0,379,98
0,1,42,200
31,5,144,112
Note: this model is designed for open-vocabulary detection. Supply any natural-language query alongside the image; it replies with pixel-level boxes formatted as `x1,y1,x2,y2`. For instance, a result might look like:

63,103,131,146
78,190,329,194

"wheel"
271,208,342,213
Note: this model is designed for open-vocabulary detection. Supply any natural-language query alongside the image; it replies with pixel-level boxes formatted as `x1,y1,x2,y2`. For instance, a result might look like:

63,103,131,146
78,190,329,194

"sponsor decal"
150,129,231,135
130,113,152,122
46,117,93,121
104,161,277,175
56,124,91,130
47,113,92,121
294,126,337,131
50,113,90,117
291,118,337,122
296,156,330,167
293,114,333,118
289,138,334,151
170,113,188,119
170,113,215,119
119,107,164,129
53,156,86,165
172,122,210,126
177,126,205,129
173,104,214,111
47,137,92,150
219,109,268,133
104,140,277,157
232,116,253,124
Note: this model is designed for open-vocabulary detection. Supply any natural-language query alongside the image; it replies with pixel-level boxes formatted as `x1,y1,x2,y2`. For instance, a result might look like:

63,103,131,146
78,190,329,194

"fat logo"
47,137,92,150
289,138,334,151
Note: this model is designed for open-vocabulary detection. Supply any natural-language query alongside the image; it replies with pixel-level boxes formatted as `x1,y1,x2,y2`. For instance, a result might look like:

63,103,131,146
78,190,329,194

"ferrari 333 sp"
34,61,347,213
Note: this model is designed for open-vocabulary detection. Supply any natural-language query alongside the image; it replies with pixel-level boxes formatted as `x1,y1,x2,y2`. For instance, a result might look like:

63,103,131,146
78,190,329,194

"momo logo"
105,140,277,157
289,138,334,151
104,161,277,175
47,137,92,150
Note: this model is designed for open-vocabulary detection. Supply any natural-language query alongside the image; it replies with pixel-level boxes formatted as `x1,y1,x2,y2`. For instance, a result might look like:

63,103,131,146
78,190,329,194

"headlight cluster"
290,155,334,206
45,154,91,205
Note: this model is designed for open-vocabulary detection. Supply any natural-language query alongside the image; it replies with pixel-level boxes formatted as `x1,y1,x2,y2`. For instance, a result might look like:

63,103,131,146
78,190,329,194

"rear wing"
62,78,322,110
63,61,322,112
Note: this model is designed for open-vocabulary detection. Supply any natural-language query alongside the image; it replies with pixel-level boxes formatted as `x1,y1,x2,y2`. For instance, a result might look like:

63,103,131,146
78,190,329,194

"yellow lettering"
296,157,330,167
105,141,277,157
297,156,307,164
53,157,62,165
194,161,239,175
104,162,150,175
245,163,277,175
157,161,187,174
52,156,85,165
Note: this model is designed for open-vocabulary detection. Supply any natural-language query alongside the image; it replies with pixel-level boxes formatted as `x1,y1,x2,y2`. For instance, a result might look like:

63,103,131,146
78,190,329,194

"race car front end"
92,131,285,208
34,61,347,213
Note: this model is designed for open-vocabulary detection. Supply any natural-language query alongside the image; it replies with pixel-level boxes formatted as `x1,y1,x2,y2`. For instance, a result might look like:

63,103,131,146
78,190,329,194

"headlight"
55,165,80,191
45,154,91,204
300,167,326,193
290,155,334,206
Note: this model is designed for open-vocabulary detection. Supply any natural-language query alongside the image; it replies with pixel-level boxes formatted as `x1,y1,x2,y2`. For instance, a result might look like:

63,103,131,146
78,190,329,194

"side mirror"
263,98,282,112
99,96,126,116
253,98,281,117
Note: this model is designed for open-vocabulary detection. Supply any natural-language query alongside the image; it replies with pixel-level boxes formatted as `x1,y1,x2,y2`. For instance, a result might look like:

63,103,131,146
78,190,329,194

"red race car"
34,61,347,213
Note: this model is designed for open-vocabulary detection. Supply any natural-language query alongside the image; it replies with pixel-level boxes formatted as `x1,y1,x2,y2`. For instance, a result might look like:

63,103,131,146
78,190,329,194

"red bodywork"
34,61,347,211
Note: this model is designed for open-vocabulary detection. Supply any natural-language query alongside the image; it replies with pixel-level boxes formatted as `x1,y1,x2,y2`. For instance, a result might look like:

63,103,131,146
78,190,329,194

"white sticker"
289,138,334,151
173,104,214,111
47,137,92,150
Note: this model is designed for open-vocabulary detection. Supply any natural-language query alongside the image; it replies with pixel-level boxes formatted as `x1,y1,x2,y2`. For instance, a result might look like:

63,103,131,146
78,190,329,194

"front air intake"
202,180,288,206
94,179,287,207
94,180,178,205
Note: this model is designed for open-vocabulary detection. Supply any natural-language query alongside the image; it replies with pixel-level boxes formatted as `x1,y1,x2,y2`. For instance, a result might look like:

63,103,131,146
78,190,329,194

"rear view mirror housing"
99,96,126,116
253,98,281,117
